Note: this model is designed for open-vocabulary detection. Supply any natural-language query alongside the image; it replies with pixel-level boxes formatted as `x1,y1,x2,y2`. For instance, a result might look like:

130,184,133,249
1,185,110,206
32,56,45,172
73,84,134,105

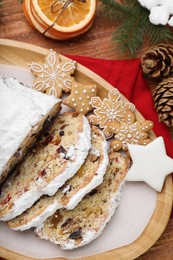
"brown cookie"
30,49,76,98
63,80,97,115
110,118,154,151
89,89,135,139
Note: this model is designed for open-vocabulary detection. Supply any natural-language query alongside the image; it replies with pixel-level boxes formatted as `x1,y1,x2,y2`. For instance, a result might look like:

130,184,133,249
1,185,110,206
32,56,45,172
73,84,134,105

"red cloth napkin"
66,55,173,158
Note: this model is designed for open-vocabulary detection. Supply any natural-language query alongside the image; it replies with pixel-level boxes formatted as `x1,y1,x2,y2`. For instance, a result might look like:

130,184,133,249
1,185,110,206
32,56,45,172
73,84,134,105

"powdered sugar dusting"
0,76,60,176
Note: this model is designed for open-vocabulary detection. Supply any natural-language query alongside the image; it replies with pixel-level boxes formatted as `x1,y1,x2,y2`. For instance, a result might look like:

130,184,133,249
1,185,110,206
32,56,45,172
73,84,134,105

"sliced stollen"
0,76,62,185
0,112,91,221
35,151,130,250
8,126,108,231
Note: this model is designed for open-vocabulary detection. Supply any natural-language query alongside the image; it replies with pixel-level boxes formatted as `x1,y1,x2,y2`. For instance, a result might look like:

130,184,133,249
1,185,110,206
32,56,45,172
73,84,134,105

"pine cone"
153,77,173,127
141,44,173,79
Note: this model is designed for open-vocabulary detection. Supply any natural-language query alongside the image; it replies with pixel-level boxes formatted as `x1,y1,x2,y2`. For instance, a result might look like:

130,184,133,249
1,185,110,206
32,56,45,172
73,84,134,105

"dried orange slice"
23,0,58,39
24,0,96,39
23,0,34,27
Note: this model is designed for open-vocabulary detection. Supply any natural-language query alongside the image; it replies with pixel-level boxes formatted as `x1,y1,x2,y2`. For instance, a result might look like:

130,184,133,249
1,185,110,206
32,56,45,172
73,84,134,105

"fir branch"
112,2,149,56
99,0,173,56
148,23,173,45
113,16,146,56
98,0,131,22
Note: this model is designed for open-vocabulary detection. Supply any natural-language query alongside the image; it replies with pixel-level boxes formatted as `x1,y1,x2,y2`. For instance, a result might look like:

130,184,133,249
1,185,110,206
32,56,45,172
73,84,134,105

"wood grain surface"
0,1,173,259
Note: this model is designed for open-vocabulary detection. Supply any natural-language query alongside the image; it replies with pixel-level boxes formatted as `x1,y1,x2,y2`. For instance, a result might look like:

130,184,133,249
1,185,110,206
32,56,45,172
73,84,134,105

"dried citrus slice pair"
23,0,96,40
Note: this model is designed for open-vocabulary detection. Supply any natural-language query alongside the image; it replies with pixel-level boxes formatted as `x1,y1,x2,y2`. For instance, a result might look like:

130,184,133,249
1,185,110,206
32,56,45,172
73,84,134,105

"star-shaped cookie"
30,49,76,98
63,80,97,115
126,137,173,192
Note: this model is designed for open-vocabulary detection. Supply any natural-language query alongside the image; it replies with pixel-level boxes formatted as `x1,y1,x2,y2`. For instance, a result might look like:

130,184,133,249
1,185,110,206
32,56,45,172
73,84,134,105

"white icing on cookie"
30,49,76,98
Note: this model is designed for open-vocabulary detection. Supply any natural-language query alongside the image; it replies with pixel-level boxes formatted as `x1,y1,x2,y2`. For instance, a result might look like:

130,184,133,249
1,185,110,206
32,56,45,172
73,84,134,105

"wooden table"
0,1,173,259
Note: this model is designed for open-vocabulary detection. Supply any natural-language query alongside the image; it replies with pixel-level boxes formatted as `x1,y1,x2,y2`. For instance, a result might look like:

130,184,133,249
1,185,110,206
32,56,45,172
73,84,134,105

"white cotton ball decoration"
138,0,173,26
150,6,170,25
138,0,159,9
168,16,173,26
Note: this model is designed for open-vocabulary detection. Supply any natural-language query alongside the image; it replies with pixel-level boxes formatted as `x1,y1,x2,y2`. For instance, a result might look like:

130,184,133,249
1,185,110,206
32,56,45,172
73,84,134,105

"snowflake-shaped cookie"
30,49,76,98
63,80,97,115
138,0,173,26
110,118,154,151
89,89,135,139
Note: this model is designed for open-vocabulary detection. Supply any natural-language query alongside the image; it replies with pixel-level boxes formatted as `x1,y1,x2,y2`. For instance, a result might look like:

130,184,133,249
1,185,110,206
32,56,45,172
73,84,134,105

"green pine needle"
99,0,173,56
98,0,131,22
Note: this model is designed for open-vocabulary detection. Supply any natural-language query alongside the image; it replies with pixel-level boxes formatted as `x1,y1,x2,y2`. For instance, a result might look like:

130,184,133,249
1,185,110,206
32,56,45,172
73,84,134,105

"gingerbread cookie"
110,117,154,152
89,89,135,139
63,80,97,115
30,49,76,98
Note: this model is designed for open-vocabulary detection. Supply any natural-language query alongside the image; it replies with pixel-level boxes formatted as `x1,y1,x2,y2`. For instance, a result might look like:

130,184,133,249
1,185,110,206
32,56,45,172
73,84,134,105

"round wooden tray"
0,39,172,260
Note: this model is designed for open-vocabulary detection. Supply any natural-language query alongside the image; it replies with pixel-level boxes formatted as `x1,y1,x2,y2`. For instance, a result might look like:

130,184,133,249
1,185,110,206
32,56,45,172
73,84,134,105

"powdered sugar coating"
34,181,125,250
0,114,91,221
8,127,108,231
34,152,130,250
0,76,60,176
11,202,59,231
65,130,108,210
59,183,125,250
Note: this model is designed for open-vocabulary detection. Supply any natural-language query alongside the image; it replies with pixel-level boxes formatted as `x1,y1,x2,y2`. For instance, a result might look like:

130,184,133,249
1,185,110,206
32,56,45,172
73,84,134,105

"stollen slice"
35,151,130,250
0,112,91,221
0,76,61,185
8,126,108,231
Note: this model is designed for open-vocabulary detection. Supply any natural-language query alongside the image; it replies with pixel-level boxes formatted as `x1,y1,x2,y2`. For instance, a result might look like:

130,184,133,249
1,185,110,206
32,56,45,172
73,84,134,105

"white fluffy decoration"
138,0,173,26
